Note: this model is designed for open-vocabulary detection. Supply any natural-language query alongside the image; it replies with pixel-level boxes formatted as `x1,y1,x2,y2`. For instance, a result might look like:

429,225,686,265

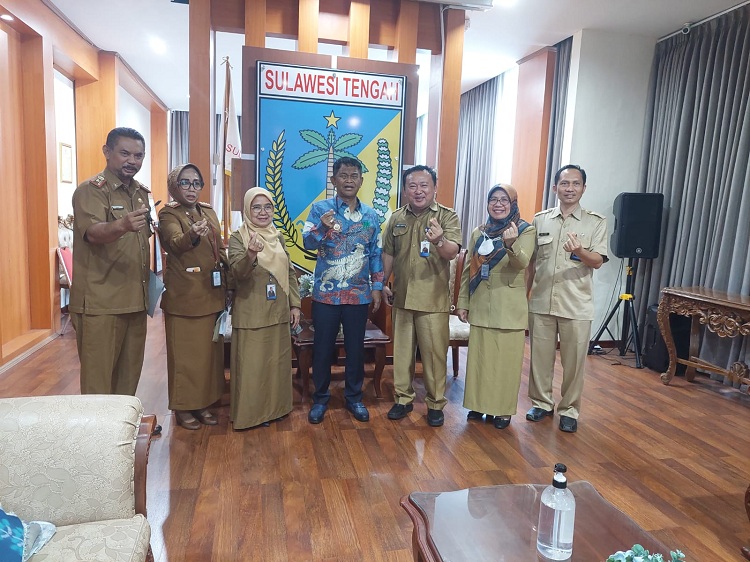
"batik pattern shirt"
303,196,384,305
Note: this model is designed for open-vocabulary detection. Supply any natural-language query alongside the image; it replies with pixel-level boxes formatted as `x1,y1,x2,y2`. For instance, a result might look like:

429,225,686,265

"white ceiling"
47,0,745,113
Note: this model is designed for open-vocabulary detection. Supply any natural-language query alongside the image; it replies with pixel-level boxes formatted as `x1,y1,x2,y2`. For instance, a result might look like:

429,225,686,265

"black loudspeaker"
610,193,664,259
642,304,689,374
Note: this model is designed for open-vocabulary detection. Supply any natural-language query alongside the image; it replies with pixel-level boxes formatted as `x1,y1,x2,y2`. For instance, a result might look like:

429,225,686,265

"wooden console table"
292,318,390,402
657,286,750,388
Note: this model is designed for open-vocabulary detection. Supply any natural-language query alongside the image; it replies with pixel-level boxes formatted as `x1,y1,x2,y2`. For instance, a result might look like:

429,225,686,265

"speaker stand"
589,258,644,368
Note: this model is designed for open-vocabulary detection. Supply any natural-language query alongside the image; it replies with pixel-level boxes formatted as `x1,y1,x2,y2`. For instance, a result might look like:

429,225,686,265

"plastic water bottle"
537,463,576,560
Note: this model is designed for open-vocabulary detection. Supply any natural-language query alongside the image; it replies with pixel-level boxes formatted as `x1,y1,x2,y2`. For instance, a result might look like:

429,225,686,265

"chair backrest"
57,246,73,286
0,394,143,525
448,249,467,313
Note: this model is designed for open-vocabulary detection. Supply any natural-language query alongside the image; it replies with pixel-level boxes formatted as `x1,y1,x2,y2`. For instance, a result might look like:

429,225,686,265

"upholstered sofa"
0,395,155,561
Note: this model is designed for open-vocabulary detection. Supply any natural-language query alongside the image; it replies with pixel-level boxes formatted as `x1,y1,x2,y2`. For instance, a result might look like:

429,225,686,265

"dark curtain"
543,37,573,209
635,6,750,381
169,110,189,172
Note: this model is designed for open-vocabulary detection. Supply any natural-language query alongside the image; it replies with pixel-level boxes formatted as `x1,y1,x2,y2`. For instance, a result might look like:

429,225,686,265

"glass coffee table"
401,481,671,561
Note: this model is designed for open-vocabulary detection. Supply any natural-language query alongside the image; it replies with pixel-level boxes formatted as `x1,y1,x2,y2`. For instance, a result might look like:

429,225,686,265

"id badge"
266,283,277,300
211,268,222,288
420,239,430,258
480,263,490,280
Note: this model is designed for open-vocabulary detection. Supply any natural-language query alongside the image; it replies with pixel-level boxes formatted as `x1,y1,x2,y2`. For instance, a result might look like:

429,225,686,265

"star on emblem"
324,110,341,128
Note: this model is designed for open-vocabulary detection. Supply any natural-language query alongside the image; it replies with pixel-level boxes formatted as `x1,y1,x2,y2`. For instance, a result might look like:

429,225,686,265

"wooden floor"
2,310,750,561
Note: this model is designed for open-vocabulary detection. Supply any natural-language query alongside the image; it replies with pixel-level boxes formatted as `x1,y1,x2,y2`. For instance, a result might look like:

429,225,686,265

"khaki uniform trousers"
392,307,449,410
527,312,591,419
71,311,147,395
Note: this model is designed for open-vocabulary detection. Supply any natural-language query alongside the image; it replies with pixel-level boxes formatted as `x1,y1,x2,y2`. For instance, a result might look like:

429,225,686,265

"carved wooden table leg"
657,294,678,384
373,344,386,398
685,315,700,382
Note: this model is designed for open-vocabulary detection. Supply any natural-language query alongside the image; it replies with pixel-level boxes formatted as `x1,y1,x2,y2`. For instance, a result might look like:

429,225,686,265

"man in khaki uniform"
526,164,608,433
70,127,153,399
382,165,462,427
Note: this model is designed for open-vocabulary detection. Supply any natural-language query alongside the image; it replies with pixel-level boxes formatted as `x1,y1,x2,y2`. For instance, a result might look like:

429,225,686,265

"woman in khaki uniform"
455,184,535,429
159,163,226,430
228,187,301,429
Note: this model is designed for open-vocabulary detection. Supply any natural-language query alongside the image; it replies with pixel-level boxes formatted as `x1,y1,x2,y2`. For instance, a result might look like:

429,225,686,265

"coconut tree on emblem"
292,110,368,198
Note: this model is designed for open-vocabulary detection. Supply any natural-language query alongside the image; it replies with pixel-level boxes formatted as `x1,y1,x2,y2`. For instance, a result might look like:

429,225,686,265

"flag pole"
222,57,232,243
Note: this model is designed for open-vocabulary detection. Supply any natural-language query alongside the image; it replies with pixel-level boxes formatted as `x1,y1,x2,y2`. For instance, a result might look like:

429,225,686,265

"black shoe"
308,404,327,424
467,410,483,421
427,408,444,427
493,416,511,429
346,402,370,422
525,407,554,422
152,424,162,436
559,415,578,433
387,403,413,420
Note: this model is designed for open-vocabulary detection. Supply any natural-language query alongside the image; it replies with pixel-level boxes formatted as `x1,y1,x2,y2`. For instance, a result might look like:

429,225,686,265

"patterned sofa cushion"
0,395,142,526
32,515,150,562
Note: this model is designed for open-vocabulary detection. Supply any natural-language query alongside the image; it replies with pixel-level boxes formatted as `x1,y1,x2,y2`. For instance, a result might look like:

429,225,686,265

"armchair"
448,249,470,377
0,395,155,562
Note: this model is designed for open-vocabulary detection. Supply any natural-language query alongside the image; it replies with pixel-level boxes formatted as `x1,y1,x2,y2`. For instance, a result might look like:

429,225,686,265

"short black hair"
402,165,437,187
554,164,586,185
106,127,146,149
332,156,363,176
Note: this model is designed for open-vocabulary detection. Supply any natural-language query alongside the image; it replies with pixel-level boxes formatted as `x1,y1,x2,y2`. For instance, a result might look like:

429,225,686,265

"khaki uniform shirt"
158,202,226,317
528,206,608,321
70,169,152,315
382,202,462,313
228,232,301,329
456,225,536,330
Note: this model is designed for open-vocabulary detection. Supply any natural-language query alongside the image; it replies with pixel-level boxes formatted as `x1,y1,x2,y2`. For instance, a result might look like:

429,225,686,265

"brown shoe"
194,408,218,425
175,410,201,430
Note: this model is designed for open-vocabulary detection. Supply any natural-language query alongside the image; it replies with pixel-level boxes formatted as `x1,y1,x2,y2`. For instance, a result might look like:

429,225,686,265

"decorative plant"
298,273,314,299
606,544,685,562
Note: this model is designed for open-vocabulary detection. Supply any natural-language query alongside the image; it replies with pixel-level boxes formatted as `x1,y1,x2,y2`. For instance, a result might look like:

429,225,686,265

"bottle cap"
552,463,568,489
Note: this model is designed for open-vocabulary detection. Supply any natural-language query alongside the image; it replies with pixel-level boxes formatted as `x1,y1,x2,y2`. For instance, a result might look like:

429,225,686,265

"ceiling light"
0,14,14,21
149,37,167,56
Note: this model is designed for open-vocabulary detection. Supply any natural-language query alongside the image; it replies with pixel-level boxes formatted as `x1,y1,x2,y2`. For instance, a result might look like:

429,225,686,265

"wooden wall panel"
244,0,266,47
75,51,118,182
0,23,30,352
298,0,320,53
21,35,57,331
395,0,419,64
150,108,168,209
211,0,440,53
347,0,370,59
435,8,464,208
511,48,556,221
189,0,214,204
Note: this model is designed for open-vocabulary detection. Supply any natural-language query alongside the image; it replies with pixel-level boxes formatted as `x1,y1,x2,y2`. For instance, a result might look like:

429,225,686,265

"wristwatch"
436,237,445,248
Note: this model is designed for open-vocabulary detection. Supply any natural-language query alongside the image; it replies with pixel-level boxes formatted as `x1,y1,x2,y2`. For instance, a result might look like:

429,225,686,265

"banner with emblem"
255,62,406,272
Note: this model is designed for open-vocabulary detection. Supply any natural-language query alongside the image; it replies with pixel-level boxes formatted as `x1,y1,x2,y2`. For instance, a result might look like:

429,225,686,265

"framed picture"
59,143,73,183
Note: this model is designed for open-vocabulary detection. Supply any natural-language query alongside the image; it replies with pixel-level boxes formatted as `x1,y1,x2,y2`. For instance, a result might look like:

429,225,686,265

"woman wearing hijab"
455,184,535,429
159,163,226,430
228,187,301,429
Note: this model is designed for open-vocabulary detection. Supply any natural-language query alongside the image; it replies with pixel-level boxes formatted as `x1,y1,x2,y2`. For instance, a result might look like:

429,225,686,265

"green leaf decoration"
264,130,316,260
292,150,329,169
333,133,363,151
299,129,328,150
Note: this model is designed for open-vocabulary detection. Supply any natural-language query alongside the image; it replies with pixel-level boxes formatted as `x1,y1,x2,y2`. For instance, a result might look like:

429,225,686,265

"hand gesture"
371,290,382,313
457,309,469,323
383,285,394,305
562,232,582,254
123,206,150,232
502,222,518,248
290,307,300,329
321,210,336,229
246,232,265,256
190,218,210,238
425,218,444,244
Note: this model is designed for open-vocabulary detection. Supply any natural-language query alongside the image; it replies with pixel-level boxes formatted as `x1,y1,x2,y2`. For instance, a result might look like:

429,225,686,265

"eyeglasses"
250,204,274,214
489,197,511,206
178,179,204,191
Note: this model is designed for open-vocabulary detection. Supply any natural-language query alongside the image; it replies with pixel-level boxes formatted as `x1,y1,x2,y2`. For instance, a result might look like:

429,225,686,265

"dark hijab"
468,184,530,295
